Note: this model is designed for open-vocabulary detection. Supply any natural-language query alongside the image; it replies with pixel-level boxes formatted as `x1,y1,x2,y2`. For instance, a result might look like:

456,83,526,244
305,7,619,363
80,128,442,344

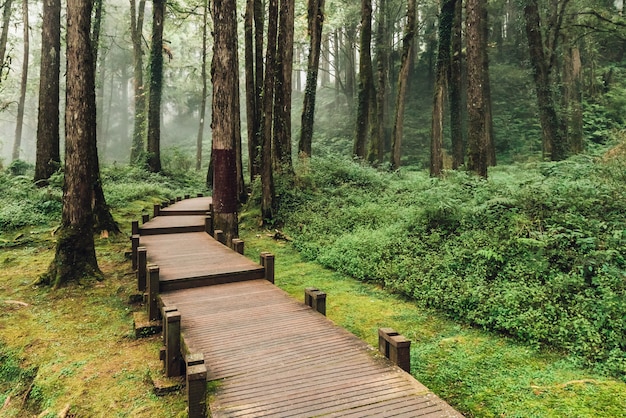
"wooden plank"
160,196,213,216
139,215,206,235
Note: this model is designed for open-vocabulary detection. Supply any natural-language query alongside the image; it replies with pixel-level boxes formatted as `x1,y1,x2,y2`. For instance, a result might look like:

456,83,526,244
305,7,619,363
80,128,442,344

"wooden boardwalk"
134,197,463,418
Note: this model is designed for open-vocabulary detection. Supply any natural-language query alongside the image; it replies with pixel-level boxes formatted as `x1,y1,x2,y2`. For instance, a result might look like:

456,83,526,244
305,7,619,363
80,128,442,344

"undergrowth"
272,149,626,380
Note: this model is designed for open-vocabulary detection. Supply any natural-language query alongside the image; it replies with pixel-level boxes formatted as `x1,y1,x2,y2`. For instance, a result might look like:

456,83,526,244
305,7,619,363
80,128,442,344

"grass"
239,209,626,417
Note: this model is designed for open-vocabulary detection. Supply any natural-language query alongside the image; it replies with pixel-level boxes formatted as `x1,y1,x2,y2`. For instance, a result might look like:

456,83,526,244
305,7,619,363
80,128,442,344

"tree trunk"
12,0,28,161
523,0,566,161
430,0,456,177
368,0,387,165
147,0,165,173
449,0,463,169
482,2,496,167
299,0,325,157
249,0,264,178
212,0,240,246
42,0,101,288
567,45,583,154
261,0,279,221
354,0,373,160
34,0,61,184
391,0,416,169
196,0,209,171
273,0,294,173
0,0,13,84
244,0,259,181
466,0,488,177
130,0,147,164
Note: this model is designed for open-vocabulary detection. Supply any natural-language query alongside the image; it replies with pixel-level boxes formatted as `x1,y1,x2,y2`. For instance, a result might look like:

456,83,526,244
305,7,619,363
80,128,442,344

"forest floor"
0,202,625,417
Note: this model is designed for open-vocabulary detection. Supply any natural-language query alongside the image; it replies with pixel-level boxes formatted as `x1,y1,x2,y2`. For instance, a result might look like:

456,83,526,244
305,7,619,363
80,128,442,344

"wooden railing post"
147,265,160,321
214,230,226,245
232,238,244,255
378,328,411,372
131,235,140,270
137,247,147,292
176,196,182,202
305,287,326,316
142,214,150,224
165,309,182,377
197,193,204,197
186,353,207,418
204,214,213,236
153,203,161,217
185,194,190,199
131,220,139,235
260,252,275,284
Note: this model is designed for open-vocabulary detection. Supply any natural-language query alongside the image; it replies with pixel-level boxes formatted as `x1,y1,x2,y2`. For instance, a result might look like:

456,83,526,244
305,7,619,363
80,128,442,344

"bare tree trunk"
449,0,463,169
196,0,209,171
368,0,387,165
34,0,61,184
42,0,101,288
212,0,240,246
147,0,165,172
244,0,258,181
482,2,496,167
354,0,373,159
568,45,583,154
130,0,146,163
0,0,13,84
273,0,294,173
466,0,488,177
299,0,325,157
249,0,264,177
391,0,416,169
12,0,28,161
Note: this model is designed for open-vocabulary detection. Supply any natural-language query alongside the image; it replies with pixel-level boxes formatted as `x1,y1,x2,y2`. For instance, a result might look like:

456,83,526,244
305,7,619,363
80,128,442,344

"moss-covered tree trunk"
147,0,164,173
130,0,147,164
391,0,416,169
299,0,325,158
212,0,240,246
42,0,101,288
34,0,61,184
354,0,373,160
0,0,12,84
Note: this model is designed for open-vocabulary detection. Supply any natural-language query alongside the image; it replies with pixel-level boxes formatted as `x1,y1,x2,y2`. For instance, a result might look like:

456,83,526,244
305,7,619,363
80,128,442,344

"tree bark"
42,0,101,288
430,0,456,177
466,0,488,177
273,0,294,173
0,0,13,84
482,2,496,167
391,0,416,169
566,45,583,154
449,0,463,169
147,0,165,173
368,0,387,165
196,0,209,171
354,0,373,160
34,0,61,184
212,0,240,246
244,0,259,181
130,0,147,164
261,0,279,221
299,0,325,157
12,0,28,161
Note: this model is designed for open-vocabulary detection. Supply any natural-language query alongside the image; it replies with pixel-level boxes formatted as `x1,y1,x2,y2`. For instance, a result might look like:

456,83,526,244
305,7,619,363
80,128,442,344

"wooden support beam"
232,238,244,255
186,354,207,418
378,328,411,373
147,265,160,321
131,234,140,270
137,247,147,292
153,203,161,217
260,252,275,284
131,220,139,235
142,214,150,224
214,230,226,245
204,214,213,236
165,309,182,377
305,287,326,316
197,193,204,197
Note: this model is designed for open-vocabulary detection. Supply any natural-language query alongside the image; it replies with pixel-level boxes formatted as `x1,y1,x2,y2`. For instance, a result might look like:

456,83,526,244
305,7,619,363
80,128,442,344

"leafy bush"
277,155,626,379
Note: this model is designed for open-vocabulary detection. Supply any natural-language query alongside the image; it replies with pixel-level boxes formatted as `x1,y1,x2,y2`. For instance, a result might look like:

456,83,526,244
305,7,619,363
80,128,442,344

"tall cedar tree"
130,0,147,163
391,0,416,169
430,0,457,177
368,0,387,165
196,0,209,171
299,0,325,157
524,0,568,161
466,0,489,177
260,0,278,221
34,0,61,184
244,0,259,180
273,0,295,173
449,0,463,169
42,0,101,288
0,0,12,83
354,0,373,159
12,0,27,161
147,0,165,173
212,0,240,245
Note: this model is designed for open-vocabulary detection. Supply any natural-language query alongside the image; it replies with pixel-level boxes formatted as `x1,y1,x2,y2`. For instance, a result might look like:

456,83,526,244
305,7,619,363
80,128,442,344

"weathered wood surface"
160,280,463,418
160,196,213,215
140,215,207,235
140,232,265,291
